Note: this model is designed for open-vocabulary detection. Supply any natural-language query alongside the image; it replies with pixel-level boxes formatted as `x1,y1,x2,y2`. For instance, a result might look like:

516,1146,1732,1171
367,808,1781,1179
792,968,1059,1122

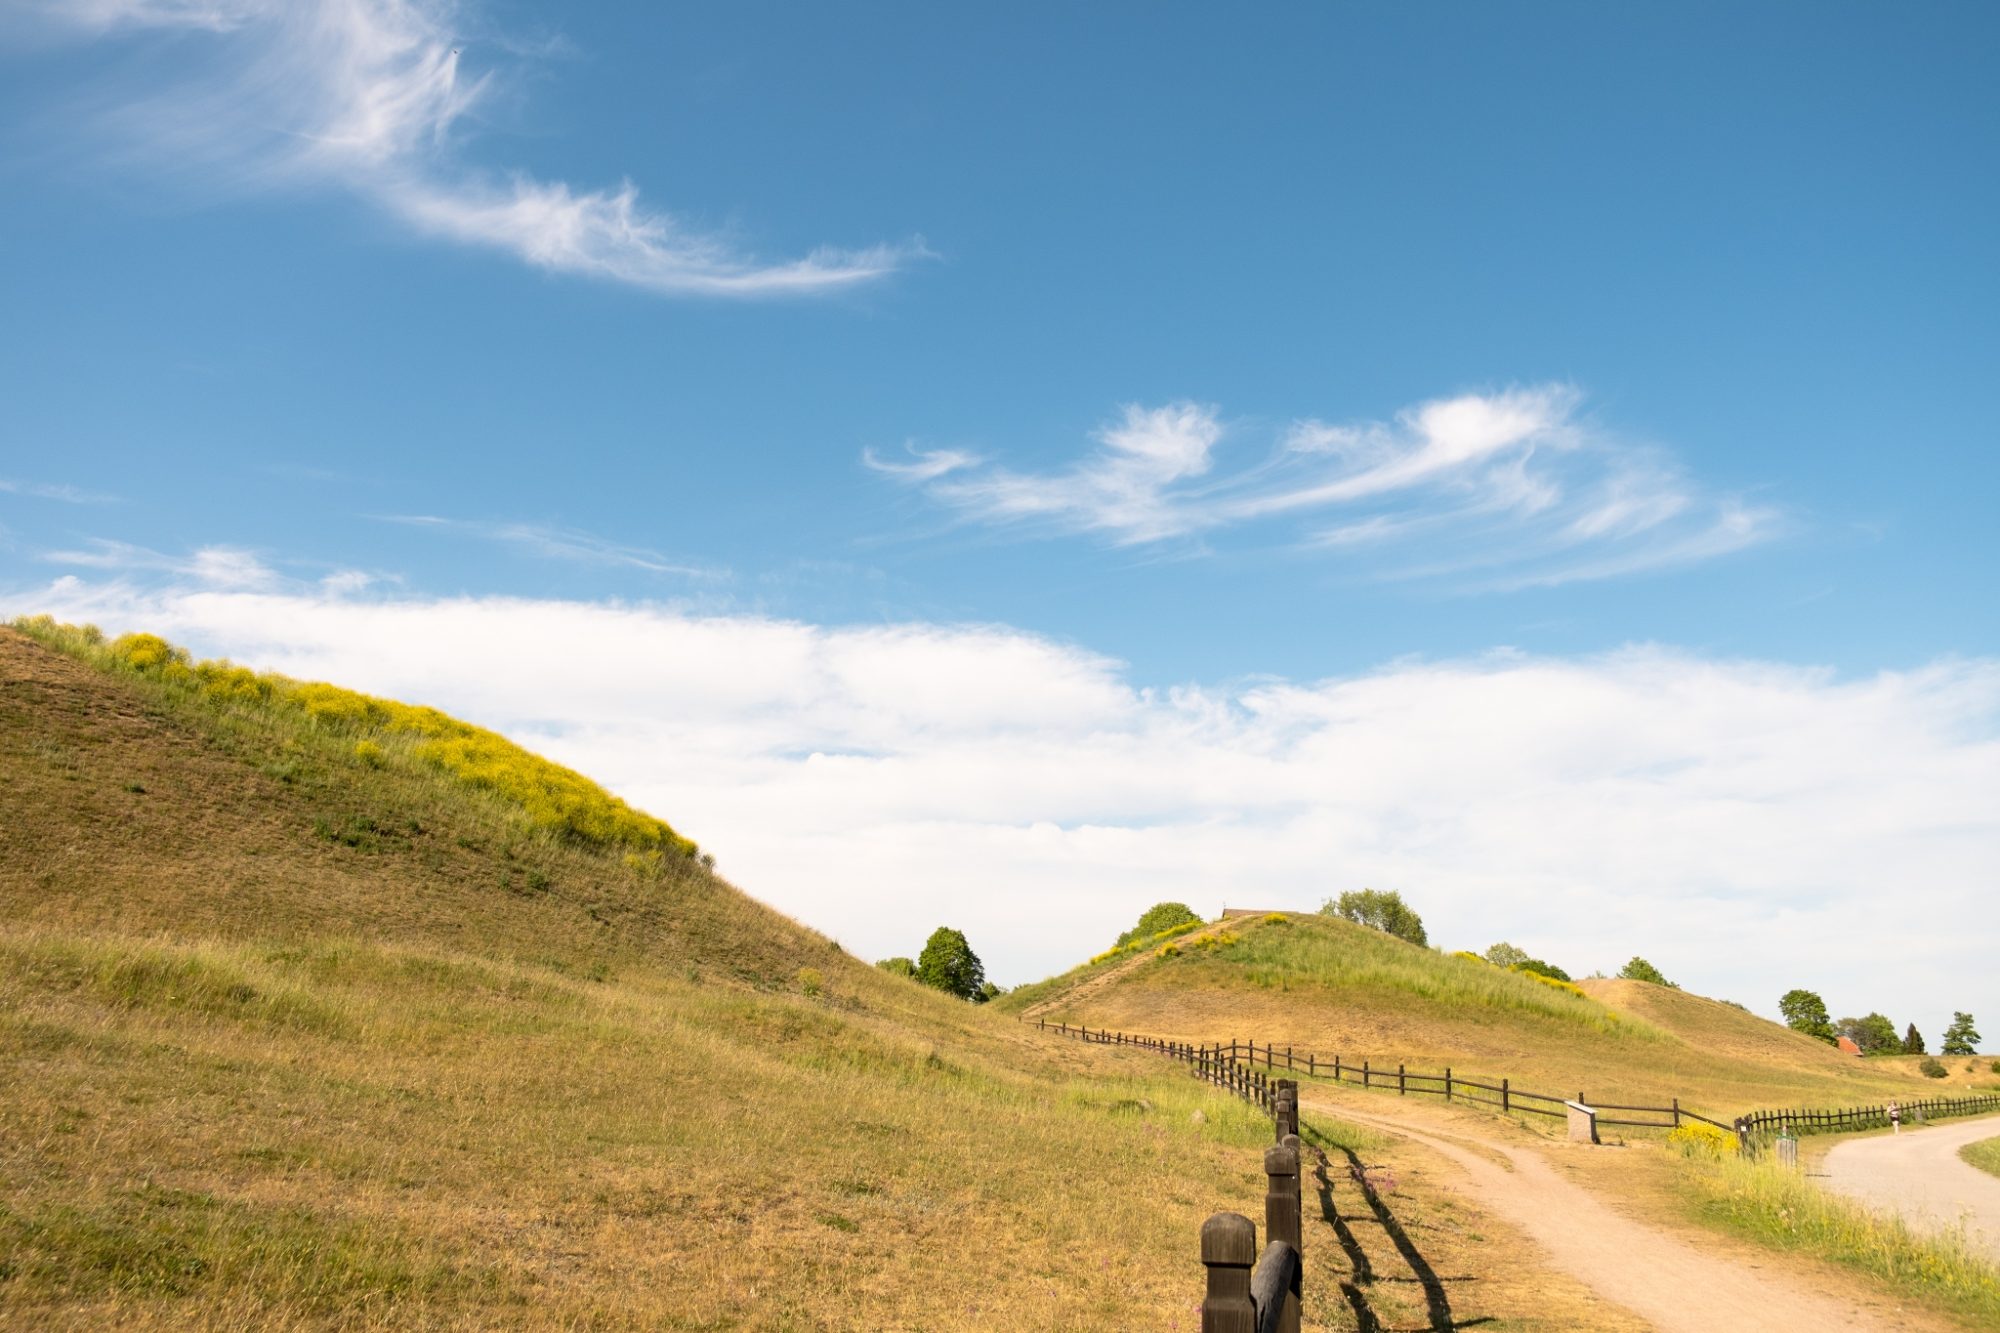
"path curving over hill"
1304,1094,1934,1333
1014,917,1242,1021
1822,1113,2000,1264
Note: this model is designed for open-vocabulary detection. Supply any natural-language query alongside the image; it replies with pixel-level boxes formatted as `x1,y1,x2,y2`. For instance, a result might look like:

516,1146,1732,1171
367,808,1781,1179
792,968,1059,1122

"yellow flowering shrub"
1516,969,1588,999
27,621,697,858
1668,1121,1736,1157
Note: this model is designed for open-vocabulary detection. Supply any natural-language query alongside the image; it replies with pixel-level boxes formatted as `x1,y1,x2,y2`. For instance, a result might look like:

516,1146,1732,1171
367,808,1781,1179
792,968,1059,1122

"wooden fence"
1034,1018,1733,1132
1735,1091,2000,1142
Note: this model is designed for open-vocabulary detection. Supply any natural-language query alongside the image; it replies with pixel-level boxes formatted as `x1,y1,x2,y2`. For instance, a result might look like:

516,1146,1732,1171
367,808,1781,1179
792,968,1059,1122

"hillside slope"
4,623,1312,1328
1001,911,1983,1118
0,622,816,984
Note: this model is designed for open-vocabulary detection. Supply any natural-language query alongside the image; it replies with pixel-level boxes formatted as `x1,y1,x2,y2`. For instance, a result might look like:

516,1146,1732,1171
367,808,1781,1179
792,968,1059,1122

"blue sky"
3,3,1996,1034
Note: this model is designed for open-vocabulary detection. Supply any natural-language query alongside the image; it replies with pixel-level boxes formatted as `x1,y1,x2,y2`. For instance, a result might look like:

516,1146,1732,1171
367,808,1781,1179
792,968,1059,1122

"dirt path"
1822,1113,2000,1263
1016,918,1239,1020
1304,1092,1928,1333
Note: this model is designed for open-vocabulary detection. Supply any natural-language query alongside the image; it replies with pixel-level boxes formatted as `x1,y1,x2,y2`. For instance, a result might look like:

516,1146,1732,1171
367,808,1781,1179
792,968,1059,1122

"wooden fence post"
1307,1052,1316,1078
1501,1077,1510,1114
1265,1141,1303,1320
1672,1098,1681,1128
1362,1060,1371,1089
1278,1133,1304,1261
1200,1212,1257,1333
1445,1067,1453,1102
1398,1064,1406,1096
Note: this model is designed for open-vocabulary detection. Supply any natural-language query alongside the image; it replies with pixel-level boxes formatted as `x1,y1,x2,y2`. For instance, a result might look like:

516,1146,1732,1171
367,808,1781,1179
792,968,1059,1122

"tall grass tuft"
1684,1152,2000,1323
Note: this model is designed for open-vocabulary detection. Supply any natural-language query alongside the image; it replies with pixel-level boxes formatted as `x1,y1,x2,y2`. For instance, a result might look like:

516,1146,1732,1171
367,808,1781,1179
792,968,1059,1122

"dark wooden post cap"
1200,1211,1257,1267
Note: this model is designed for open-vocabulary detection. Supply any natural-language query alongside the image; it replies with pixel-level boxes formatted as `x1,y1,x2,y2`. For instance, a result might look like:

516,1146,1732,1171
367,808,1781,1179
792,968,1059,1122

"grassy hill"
999,910,1993,1120
0,622,1321,1328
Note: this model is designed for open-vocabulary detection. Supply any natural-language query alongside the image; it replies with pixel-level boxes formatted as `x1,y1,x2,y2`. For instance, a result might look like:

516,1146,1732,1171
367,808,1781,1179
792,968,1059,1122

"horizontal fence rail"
1734,1092,2000,1143
1033,1019,1735,1134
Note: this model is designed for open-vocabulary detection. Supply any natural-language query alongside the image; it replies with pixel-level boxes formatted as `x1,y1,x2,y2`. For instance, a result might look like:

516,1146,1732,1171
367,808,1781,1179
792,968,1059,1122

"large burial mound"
999,909,1982,1118
0,622,1309,1328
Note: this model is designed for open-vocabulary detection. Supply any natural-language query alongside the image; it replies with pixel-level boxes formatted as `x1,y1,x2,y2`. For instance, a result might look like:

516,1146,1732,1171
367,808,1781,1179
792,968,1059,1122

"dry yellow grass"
1,625,1636,1328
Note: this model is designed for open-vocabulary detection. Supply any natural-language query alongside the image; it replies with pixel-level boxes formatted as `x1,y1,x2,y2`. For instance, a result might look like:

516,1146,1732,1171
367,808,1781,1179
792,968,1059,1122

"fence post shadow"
1334,1144,1491,1333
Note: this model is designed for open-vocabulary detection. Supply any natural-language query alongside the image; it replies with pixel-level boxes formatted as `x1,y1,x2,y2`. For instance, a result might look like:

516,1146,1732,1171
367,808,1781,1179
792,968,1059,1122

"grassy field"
1963,1135,2000,1181
4,622,1651,1329
1001,909,1991,1123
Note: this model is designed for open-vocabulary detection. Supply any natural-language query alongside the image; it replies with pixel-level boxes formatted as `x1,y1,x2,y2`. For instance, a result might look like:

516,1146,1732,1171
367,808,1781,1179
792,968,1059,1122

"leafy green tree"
1617,957,1678,988
1115,902,1201,949
916,927,986,1001
977,981,1004,1003
1483,942,1530,969
1779,989,1837,1044
1512,956,1572,983
1942,1012,1982,1056
876,956,917,979
1322,889,1427,947
1901,1023,1926,1055
1836,1013,1899,1055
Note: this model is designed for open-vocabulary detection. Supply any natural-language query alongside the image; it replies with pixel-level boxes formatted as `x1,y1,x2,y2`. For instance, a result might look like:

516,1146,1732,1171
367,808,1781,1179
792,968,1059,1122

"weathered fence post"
1501,1077,1510,1115
1362,1060,1371,1089
1200,1213,1257,1333
1264,1142,1303,1331
1672,1098,1681,1128
1279,1132,1304,1262
1307,1052,1316,1077
1398,1064,1407,1096
1445,1067,1453,1102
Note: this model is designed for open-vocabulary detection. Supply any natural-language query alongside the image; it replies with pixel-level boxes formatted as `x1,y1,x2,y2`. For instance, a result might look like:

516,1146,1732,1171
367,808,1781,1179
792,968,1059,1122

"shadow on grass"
1308,1142,1494,1333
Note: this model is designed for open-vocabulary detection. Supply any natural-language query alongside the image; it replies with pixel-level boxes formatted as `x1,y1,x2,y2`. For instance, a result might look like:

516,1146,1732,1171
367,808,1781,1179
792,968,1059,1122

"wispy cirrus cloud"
24,0,915,297
40,538,279,588
379,515,724,578
0,477,122,504
868,385,1782,587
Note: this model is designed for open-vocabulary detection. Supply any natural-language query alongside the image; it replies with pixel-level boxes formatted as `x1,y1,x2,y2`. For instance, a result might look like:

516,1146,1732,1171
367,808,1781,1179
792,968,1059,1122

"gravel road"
1821,1112,2000,1263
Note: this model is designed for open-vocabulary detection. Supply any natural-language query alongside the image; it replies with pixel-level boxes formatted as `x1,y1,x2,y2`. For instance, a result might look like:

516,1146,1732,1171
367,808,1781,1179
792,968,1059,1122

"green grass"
1201,914,1645,1034
1962,1135,2000,1181
11,616,697,857
1680,1151,2000,1327
1003,909,1970,1124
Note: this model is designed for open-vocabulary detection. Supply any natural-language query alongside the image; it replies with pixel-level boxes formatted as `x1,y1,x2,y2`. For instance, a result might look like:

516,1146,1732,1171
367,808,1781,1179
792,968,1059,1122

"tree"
1483,942,1530,969
1942,1012,1982,1056
1115,902,1201,949
977,981,1004,1003
1618,957,1677,988
1835,1013,1899,1055
1512,956,1572,983
1901,1023,1926,1055
916,927,985,1001
1322,889,1427,947
876,956,917,979
1778,989,1837,1045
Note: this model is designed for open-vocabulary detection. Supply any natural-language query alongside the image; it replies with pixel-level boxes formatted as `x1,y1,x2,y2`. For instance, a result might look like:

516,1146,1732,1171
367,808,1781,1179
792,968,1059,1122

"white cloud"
40,539,277,588
28,0,913,297
7,576,1993,1046
872,385,1783,586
